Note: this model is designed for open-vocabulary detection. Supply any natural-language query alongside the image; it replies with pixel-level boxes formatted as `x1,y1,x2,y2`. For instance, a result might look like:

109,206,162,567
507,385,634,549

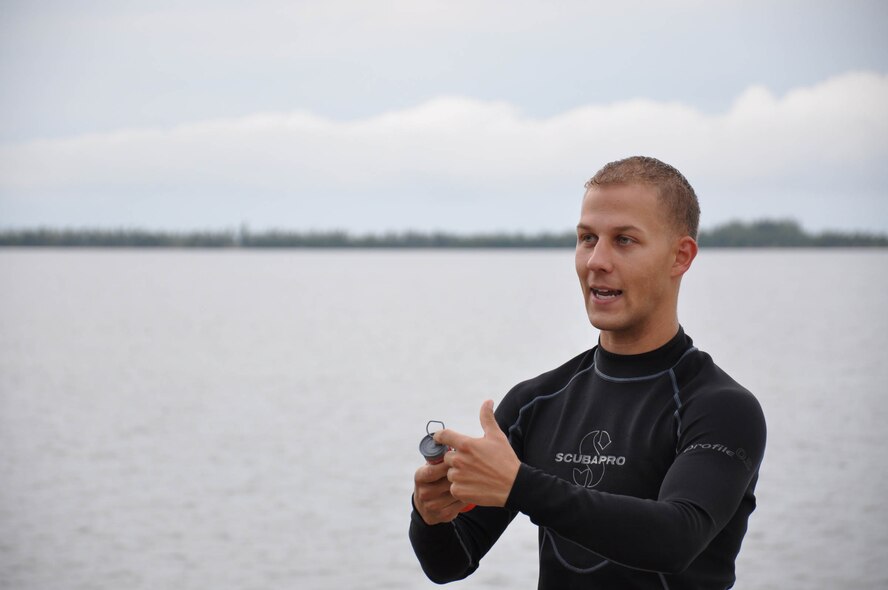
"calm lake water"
1,249,886,589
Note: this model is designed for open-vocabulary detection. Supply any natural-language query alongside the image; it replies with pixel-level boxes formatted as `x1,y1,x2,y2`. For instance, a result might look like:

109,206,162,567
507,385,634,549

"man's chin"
587,315,624,333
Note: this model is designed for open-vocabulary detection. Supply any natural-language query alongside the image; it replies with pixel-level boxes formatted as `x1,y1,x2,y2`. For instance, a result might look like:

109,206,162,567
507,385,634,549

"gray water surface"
1,249,886,589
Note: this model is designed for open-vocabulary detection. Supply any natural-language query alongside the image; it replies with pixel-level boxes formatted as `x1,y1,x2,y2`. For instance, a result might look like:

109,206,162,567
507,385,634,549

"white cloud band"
1,71,886,231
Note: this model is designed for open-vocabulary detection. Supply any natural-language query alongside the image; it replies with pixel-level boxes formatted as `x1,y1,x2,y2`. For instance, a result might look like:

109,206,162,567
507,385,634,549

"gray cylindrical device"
419,420,448,464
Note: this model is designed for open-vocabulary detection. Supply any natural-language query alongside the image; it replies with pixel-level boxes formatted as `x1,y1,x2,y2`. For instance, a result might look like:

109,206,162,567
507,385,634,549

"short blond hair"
585,156,700,239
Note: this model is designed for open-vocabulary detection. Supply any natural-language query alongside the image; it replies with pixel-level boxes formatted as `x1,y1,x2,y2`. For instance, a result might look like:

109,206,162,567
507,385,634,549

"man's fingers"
434,428,471,449
413,479,467,525
415,477,454,502
479,399,500,436
435,402,501,449
414,461,449,483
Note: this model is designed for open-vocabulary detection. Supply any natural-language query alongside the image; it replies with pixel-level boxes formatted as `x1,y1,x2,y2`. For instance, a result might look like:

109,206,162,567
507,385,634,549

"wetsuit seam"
544,526,686,577
450,522,474,568
593,346,698,382
542,528,611,574
669,368,684,454
507,363,597,441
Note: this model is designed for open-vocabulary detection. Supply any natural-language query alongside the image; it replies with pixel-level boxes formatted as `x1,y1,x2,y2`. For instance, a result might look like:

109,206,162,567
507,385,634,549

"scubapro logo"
554,430,626,488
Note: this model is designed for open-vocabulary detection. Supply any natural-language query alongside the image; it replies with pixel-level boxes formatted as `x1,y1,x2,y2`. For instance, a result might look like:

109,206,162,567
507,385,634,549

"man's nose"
585,242,614,273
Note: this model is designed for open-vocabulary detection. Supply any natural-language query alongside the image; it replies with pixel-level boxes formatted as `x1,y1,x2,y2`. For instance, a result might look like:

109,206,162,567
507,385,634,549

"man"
409,156,766,589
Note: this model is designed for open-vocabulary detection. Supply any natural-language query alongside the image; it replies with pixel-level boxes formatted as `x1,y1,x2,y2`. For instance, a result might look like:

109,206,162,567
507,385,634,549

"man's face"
575,183,684,350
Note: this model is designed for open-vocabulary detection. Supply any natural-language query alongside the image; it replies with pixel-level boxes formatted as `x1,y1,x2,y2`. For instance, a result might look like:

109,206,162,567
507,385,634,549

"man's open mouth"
591,288,623,300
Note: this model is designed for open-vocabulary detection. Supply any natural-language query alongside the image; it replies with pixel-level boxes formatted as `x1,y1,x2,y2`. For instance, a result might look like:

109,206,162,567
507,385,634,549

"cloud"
1,71,886,231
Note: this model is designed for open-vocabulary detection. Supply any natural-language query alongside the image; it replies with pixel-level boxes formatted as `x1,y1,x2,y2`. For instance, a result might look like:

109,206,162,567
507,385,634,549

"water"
1,248,886,589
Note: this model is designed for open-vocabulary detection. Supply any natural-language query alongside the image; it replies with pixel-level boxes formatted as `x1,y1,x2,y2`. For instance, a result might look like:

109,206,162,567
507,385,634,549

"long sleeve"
409,503,516,583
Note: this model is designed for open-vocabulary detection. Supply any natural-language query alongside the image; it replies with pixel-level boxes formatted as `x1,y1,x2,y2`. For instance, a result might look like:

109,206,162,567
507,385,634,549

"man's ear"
672,236,698,278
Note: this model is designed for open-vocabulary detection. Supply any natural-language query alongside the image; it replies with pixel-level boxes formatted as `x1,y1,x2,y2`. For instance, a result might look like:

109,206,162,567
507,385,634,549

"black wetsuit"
410,328,766,589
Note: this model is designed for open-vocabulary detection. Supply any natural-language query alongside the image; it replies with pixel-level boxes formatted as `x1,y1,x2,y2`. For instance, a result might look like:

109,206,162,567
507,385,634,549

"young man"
409,156,766,589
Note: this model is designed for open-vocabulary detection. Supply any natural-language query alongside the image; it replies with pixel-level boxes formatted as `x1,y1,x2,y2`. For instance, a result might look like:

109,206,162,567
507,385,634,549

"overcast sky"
1,0,886,233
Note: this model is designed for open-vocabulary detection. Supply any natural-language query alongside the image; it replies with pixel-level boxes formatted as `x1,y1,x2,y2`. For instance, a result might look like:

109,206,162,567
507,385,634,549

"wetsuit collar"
594,327,694,379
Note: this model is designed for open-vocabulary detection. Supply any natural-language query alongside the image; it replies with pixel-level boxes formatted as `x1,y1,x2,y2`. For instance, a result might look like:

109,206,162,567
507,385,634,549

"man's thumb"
480,399,499,435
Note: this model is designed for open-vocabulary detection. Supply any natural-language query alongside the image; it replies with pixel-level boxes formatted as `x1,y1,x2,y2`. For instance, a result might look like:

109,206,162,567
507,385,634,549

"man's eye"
616,236,633,245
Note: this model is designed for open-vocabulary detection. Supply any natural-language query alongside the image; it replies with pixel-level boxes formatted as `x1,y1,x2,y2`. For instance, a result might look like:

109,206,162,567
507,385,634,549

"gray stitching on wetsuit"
658,572,671,589
542,528,611,574
593,346,698,383
450,522,474,567
507,363,597,441
669,368,684,453
509,346,697,441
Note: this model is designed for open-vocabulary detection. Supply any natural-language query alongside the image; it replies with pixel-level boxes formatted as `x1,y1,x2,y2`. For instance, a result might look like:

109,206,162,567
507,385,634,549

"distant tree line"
0,220,885,248
0,228,572,248
696,219,888,247
0,228,237,248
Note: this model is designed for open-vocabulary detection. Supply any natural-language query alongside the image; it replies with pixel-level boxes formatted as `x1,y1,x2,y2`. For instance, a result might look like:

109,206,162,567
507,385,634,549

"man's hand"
413,460,471,525
435,400,521,508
